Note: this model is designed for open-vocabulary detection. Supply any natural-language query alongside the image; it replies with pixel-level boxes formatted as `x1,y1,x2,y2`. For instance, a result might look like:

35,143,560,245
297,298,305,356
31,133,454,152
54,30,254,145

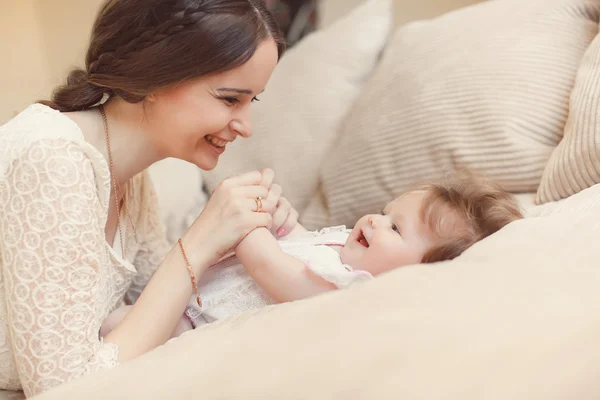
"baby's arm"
235,228,336,302
279,222,308,238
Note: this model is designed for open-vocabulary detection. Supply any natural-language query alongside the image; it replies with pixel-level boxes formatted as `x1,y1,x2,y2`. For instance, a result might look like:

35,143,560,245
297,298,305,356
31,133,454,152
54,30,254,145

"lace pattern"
0,104,170,396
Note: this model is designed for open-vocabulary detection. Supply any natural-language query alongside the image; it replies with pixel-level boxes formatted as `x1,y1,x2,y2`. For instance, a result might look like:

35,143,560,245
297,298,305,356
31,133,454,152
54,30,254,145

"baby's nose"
368,214,386,229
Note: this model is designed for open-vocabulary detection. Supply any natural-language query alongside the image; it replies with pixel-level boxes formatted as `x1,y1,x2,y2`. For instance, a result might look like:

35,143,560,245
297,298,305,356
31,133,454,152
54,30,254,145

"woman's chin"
199,162,218,171
191,154,220,171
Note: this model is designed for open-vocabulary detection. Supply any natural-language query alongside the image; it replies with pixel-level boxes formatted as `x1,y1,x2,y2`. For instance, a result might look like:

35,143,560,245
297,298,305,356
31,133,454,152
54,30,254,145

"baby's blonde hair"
413,170,523,263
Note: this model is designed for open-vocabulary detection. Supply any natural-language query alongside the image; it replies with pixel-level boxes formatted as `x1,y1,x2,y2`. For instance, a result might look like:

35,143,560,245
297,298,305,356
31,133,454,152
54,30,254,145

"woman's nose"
230,108,252,138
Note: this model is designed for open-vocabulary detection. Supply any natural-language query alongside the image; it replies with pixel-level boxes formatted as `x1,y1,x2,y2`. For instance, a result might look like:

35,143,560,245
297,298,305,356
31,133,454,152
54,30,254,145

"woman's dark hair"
40,0,286,112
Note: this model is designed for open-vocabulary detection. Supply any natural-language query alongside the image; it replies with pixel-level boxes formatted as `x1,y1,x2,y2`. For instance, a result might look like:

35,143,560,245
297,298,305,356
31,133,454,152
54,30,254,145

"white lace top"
0,104,170,397
185,226,374,327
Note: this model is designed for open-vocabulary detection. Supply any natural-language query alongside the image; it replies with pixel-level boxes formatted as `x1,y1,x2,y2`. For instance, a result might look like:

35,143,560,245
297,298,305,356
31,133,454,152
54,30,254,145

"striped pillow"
302,0,599,229
536,23,600,204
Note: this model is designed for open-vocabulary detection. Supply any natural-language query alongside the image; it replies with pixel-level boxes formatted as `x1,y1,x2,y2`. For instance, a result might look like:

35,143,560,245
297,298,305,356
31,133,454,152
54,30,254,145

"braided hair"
41,0,285,112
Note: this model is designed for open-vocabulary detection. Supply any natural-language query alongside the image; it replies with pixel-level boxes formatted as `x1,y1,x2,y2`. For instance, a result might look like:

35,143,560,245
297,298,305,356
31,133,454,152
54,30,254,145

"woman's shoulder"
1,103,106,168
1,103,83,140
0,104,112,206
0,104,95,164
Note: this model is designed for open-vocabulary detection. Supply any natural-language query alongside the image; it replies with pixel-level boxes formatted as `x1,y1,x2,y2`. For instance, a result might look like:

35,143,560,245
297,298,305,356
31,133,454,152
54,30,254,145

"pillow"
147,158,207,245
301,0,599,229
34,184,600,400
392,0,485,28
536,24,600,204
317,0,365,28
202,0,392,214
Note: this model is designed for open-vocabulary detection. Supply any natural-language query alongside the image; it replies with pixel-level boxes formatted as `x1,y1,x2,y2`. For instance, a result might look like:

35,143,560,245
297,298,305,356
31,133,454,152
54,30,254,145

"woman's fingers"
244,198,266,213
232,185,269,202
260,168,275,189
219,170,263,189
245,210,273,231
262,184,282,214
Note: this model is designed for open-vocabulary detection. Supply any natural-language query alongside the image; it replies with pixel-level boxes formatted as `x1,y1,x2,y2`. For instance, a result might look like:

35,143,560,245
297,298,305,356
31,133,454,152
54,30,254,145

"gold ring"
254,196,263,213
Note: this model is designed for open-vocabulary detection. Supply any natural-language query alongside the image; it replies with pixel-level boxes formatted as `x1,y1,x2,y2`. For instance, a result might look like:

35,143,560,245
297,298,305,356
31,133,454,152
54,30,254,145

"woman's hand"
184,170,271,269
259,169,301,238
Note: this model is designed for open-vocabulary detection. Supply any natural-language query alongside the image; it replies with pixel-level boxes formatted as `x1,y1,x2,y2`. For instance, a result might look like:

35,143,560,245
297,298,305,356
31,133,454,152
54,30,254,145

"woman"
0,0,291,396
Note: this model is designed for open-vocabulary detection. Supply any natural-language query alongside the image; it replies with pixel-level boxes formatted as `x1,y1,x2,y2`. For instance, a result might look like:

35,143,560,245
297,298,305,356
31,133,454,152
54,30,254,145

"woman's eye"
391,224,400,234
251,96,261,103
220,96,239,106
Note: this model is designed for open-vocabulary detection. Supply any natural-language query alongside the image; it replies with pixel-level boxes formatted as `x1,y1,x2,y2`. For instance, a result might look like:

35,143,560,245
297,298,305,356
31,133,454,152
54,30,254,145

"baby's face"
341,191,435,275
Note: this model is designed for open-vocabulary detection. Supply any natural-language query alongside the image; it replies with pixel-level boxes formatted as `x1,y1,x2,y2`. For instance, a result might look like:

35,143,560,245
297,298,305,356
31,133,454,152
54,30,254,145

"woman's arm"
104,171,272,361
0,141,269,396
124,171,172,305
235,228,336,303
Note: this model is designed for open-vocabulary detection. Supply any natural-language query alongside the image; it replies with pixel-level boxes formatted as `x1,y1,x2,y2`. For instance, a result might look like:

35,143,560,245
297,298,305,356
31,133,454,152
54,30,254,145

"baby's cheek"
381,244,421,270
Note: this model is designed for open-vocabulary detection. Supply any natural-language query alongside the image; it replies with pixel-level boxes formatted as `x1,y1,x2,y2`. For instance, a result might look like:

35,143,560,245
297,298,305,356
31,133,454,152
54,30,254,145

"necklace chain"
99,104,137,258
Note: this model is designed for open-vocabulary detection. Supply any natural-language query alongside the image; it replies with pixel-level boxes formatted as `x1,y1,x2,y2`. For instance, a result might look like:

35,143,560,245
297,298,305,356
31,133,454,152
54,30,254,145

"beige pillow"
536,24,600,204
301,0,599,229
35,184,600,399
392,0,485,28
147,158,207,245
202,0,392,214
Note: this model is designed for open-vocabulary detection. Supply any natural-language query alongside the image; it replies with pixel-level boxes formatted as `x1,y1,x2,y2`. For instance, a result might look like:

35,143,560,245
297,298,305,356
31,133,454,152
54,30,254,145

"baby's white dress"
185,226,374,327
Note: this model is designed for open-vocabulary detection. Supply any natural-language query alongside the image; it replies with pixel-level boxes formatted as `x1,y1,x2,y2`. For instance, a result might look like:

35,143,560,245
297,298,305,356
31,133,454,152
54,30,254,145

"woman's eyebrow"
216,87,253,95
216,88,266,95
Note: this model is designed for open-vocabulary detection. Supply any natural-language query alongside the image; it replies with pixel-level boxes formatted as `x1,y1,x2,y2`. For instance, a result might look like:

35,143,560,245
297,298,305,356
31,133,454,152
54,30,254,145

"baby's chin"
340,245,369,272
340,248,400,276
339,244,353,266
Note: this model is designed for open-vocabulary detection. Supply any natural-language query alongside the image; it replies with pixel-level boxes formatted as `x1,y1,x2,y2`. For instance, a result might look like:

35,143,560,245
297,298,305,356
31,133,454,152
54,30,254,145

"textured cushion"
536,23,600,204
34,183,600,400
202,0,392,214
301,0,599,229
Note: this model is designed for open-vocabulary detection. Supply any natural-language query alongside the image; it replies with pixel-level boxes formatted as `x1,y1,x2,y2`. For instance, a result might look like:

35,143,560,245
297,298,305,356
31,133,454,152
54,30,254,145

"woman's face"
145,39,279,170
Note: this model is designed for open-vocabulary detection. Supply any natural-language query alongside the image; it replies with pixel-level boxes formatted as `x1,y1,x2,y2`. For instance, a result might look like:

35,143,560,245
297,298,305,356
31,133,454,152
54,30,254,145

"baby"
101,173,523,336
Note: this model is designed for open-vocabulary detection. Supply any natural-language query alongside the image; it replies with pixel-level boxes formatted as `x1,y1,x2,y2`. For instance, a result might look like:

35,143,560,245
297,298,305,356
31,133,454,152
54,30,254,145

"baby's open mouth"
357,230,369,248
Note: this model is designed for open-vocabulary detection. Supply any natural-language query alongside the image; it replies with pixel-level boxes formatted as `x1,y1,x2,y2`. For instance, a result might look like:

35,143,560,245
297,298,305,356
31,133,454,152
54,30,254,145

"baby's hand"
271,196,299,238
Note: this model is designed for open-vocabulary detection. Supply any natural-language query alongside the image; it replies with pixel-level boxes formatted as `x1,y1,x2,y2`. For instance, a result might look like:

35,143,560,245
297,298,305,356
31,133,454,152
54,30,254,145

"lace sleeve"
126,172,171,304
0,140,119,397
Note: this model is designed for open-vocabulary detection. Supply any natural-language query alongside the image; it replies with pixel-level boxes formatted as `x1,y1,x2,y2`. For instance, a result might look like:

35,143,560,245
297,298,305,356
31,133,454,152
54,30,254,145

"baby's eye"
391,224,401,234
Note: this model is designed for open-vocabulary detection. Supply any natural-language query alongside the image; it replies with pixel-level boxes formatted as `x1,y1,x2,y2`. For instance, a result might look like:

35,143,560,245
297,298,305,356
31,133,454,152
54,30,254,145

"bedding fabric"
33,183,600,399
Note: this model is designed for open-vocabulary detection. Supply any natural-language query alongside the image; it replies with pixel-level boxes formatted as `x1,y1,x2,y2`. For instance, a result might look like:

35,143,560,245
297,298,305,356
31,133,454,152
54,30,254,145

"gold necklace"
99,104,137,258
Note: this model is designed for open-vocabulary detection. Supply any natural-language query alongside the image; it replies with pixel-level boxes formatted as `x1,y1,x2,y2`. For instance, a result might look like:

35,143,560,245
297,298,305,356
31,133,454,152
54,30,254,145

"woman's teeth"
205,135,226,148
